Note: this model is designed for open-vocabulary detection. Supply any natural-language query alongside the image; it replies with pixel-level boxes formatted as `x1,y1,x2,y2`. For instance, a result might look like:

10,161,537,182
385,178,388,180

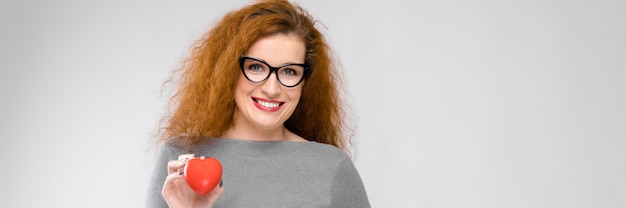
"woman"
146,0,370,207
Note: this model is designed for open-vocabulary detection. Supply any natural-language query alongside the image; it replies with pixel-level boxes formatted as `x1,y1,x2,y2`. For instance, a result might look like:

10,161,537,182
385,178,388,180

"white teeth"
258,100,279,108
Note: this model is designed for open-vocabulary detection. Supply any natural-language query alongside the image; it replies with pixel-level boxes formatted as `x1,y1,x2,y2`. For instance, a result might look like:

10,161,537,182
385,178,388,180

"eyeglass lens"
241,58,306,87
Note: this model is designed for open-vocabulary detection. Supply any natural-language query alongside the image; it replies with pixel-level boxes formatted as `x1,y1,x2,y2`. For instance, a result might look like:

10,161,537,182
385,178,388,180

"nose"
260,72,281,97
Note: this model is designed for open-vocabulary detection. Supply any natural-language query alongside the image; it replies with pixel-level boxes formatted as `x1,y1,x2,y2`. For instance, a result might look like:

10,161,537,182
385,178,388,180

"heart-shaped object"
184,157,223,194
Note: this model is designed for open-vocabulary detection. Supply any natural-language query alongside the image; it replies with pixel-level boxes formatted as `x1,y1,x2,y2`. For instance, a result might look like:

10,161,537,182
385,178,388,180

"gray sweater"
146,138,370,208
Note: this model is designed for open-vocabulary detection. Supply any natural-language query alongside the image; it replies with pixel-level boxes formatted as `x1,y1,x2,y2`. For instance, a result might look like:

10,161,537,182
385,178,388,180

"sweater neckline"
213,137,313,144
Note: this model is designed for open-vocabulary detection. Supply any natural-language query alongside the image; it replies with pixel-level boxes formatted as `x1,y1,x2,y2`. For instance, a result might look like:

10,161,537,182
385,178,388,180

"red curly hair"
160,0,352,151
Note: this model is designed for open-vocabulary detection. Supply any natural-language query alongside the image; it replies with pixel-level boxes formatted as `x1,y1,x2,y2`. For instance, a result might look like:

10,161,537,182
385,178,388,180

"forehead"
245,33,306,66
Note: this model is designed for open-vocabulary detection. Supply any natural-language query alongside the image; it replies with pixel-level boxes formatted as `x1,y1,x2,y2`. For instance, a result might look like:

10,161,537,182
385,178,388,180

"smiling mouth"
252,97,284,109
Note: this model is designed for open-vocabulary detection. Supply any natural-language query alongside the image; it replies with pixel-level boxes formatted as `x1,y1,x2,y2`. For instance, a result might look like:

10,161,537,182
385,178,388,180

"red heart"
184,157,223,194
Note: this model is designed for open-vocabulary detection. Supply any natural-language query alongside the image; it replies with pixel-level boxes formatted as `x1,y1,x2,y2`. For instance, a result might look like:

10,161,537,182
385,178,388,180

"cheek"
234,77,252,106
235,75,254,95
287,87,303,102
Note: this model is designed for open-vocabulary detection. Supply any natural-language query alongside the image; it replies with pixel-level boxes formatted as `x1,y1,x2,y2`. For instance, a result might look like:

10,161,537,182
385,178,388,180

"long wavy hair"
159,0,352,151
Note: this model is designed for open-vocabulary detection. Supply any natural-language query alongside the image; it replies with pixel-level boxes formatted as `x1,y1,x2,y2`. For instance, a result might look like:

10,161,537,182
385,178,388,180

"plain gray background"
1,0,624,207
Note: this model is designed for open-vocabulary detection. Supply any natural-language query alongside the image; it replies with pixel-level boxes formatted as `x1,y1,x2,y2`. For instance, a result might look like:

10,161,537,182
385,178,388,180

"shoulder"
156,138,194,159
297,142,352,166
303,142,348,156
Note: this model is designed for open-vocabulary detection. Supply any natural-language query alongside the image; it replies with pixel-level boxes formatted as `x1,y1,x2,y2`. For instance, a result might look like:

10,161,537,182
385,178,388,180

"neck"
221,121,291,142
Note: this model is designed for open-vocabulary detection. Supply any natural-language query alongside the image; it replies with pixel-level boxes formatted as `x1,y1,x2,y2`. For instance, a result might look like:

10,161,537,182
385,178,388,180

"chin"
252,120,285,130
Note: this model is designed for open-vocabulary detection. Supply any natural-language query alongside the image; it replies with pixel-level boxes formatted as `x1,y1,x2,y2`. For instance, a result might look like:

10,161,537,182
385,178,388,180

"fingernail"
179,171,184,175
219,179,223,187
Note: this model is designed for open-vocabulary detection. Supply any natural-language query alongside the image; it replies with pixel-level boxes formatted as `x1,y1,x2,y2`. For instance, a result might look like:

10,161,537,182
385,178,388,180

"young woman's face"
233,33,306,131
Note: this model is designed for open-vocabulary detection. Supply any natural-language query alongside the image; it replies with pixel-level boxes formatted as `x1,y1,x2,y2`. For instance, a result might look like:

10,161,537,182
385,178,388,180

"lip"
251,97,284,112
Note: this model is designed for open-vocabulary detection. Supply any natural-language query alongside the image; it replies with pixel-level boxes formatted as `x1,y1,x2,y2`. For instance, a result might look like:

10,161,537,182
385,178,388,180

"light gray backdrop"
1,0,624,207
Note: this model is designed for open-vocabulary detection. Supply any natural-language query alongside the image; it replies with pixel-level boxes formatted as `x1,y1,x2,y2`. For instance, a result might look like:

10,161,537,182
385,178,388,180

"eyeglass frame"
239,56,311,88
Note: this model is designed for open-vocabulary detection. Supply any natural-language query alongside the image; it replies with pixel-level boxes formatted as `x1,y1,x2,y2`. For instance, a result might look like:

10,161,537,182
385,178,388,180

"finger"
162,171,185,196
177,154,196,161
164,171,184,184
167,154,196,174
167,160,186,174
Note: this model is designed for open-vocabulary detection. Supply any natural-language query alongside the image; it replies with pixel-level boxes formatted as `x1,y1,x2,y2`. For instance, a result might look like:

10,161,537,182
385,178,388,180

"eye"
279,67,303,78
245,62,269,75
248,64,264,72
283,68,297,76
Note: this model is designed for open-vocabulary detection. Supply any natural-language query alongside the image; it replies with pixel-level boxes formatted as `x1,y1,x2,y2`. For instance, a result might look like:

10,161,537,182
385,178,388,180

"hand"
162,154,224,208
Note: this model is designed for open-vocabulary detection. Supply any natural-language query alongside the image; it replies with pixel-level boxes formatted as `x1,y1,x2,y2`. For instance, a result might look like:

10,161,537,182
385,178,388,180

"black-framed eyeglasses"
239,56,310,87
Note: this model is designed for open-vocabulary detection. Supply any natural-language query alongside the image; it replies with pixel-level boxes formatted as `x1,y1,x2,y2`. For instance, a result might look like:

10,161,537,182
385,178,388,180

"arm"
330,156,371,208
146,143,173,208
145,143,223,208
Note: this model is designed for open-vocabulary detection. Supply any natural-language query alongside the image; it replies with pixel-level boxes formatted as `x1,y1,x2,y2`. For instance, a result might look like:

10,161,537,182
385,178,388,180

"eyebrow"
246,56,304,66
